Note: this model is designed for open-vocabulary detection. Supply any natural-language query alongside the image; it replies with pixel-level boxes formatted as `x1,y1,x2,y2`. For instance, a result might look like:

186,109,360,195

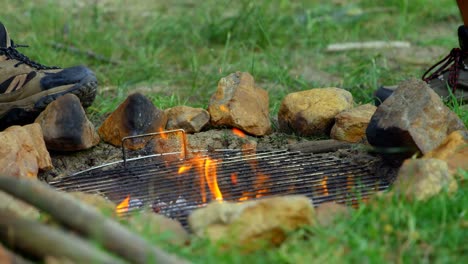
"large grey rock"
35,93,100,151
208,72,271,136
366,78,466,154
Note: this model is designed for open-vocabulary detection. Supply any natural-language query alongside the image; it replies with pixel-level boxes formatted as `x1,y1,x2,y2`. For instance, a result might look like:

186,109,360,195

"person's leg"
373,2,468,106
456,0,468,26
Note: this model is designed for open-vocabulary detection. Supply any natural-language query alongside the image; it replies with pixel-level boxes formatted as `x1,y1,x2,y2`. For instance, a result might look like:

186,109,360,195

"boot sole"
0,75,97,130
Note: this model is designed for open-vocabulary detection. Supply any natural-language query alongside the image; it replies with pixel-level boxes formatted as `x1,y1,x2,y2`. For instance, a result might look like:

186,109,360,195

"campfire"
50,128,393,226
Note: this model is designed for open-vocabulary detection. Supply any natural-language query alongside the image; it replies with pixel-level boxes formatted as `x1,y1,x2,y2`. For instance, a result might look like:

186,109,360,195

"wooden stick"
0,210,126,264
326,41,410,52
0,177,190,264
49,42,121,65
0,242,34,264
288,139,354,153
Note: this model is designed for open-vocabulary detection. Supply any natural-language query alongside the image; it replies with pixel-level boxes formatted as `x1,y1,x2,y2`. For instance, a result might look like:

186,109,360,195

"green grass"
4,0,468,262
3,0,466,118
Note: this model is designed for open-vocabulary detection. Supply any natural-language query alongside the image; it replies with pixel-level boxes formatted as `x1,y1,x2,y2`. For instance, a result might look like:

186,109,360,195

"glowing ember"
204,158,223,201
158,128,169,140
232,128,246,138
347,176,354,192
238,196,249,202
231,173,238,185
320,176,329,196
116,195,130,216
253,172,269,198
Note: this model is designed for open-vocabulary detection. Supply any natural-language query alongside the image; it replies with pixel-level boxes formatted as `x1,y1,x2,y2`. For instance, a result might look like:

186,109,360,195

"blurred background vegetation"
1,1,466,262
2,0,465,118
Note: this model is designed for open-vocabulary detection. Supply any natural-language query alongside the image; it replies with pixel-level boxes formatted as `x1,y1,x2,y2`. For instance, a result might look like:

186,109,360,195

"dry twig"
288,139,354,153
326,41,411,52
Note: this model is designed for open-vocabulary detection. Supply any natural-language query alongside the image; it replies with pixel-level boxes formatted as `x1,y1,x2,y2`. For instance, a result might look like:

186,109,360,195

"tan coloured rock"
330,104,376,143
423,130,468,175
393,158,458,201
278,88,354,137
35,93,100,151
366,78,466,154
165,106,210,133
98,93,167,150
189,195,315,251
0,123,52,178
127,211,189,246
208,72,271,136
314,202,351,227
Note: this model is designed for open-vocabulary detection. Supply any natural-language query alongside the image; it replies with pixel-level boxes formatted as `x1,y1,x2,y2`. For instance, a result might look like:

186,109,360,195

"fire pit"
48,130,395,227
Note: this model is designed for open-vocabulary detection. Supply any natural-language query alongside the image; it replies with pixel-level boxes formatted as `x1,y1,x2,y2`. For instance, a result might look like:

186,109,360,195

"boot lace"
422,48,468,92
0,40,59,70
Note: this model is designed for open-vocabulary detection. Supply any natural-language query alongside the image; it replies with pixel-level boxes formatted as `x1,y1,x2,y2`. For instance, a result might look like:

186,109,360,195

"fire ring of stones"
1,73,466,251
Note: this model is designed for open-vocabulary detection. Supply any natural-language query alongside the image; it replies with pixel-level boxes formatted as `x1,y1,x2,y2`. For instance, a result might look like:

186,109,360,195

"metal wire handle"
120,129,188,165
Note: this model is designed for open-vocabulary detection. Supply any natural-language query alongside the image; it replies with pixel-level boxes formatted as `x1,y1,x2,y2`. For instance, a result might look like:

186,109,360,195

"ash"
152,196,202,221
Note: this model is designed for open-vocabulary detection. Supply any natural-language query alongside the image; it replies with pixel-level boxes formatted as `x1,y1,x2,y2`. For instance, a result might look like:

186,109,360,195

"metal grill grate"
49,149,393,226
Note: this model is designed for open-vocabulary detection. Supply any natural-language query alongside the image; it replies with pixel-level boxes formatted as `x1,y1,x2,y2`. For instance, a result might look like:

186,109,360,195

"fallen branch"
288,139,354,153
0,210,125,264
49,41,120,65
326,41,411,52
0,242,34,264
0,177,190,264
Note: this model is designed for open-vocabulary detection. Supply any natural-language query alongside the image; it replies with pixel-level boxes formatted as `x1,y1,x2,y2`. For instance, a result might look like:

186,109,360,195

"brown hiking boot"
374,25,468,106
0,22,97,130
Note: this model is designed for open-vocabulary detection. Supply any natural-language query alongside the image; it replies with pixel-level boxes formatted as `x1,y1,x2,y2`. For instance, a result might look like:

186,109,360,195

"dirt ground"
39,128,307,181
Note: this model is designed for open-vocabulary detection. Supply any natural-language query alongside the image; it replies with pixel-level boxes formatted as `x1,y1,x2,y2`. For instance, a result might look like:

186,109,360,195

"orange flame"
158,128,168,140
232,128,246,138
204,158,223,201
116,195,130,216
178,164,192,174
320,176,329,196
177,154,223,203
